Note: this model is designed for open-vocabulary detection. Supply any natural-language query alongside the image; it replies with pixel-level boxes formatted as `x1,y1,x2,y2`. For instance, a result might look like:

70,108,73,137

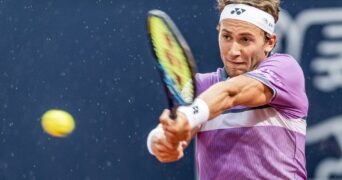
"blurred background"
0,0,341,179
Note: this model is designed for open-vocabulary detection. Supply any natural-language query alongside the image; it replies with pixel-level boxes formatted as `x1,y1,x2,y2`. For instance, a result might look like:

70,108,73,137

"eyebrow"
221,29,255,37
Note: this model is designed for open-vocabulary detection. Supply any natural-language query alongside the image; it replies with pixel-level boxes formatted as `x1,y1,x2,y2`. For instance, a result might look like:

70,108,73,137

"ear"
265,34,277,54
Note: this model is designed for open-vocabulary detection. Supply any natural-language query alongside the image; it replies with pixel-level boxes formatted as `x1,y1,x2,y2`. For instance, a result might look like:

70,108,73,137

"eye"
240,36,253,45
221,34,231,41
242,37,250,42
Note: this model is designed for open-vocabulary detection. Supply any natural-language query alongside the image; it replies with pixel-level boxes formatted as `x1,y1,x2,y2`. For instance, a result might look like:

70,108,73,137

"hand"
159,109,192,145
150,126,188,163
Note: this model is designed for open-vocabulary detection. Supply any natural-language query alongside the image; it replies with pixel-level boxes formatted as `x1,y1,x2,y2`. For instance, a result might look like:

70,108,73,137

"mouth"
225,59,246,66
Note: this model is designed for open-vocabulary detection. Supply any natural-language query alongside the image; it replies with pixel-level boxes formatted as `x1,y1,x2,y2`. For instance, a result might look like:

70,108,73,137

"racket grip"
169,106,178,119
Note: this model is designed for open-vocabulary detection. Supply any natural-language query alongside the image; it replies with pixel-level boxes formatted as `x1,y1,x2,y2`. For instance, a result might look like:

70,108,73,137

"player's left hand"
152,137,187,163
159,109,192,145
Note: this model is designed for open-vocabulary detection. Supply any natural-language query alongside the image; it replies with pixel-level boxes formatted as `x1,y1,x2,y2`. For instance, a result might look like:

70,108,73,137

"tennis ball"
41,109,75,138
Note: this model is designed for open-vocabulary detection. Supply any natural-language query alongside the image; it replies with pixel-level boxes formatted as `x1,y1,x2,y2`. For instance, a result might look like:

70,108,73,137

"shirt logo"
231,8,246,15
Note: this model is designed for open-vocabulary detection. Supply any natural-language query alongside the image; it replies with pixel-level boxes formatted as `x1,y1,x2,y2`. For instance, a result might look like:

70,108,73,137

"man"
147,0,308,179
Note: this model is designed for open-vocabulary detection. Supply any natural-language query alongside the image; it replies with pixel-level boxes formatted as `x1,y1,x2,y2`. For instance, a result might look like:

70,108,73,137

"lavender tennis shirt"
195,53,308,180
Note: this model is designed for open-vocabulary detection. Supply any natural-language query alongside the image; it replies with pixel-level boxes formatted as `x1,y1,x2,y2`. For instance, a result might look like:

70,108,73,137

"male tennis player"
147,0,308,179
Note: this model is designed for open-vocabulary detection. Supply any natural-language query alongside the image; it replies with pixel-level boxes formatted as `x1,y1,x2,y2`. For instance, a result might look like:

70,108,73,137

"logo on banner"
275,7,342,179
275,8,342,92
306,115,342,179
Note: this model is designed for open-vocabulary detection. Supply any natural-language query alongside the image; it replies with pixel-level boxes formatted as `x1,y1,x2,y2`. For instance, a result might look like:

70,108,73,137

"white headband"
220,4,275,35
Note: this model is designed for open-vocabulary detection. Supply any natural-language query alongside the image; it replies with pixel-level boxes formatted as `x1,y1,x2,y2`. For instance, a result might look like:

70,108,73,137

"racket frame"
147,9,197,118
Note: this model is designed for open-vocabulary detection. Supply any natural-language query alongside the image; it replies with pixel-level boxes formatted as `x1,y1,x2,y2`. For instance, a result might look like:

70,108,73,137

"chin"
227,69,246,77
225,65,248,77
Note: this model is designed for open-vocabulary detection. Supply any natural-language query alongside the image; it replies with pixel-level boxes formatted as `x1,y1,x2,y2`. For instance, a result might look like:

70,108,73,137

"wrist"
147,125,164,155
177,98,209,128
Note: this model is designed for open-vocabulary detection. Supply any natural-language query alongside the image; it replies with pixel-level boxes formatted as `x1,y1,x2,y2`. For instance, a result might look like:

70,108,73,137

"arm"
148,74,273,162
200,74,273,120
161,74,273,144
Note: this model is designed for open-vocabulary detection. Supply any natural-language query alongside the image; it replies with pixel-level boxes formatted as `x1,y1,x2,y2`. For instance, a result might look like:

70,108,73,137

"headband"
220,4,275,35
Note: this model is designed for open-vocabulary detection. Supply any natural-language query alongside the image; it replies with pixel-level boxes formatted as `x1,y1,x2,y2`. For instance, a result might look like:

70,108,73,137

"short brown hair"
216,0,280,23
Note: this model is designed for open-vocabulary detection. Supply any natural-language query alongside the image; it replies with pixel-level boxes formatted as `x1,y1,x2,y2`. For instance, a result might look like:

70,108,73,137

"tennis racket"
147,9,197,119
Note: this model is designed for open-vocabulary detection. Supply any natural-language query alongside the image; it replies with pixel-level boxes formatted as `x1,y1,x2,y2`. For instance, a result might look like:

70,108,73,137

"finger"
153,143,167,154
158,138,179,151
177,149,184,159
160,147,184,160
164,133,180,147
163,129,179,140
154,139,177,152
155,150,183,163
180,141,188,149
162,123,177,134
154,144,185,163
160,110,181,130
155,138,179,152
154,149,181,161
164,130,177,139
159,109,171,125
157,156,178,163
156,151,180,159
160,119,173,130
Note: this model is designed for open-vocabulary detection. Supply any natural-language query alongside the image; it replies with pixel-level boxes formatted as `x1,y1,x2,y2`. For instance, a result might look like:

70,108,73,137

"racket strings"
149,16,193,93
148,11,196,105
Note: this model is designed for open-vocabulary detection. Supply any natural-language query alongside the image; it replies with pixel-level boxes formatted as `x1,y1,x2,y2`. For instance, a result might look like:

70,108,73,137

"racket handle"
169,106,178,119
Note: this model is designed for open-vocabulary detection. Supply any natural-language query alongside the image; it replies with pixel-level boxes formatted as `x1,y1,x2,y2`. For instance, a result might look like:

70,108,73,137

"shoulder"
196,68,225,81
259,53,301,70
254,53,305,84
252,53,308,118
195,68,224,94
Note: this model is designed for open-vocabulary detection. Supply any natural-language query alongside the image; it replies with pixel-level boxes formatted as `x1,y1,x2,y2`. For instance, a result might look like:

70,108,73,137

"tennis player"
147,0,308,179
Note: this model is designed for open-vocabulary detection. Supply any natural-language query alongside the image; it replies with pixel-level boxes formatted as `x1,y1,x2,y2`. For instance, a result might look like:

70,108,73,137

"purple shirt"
195,53,308,180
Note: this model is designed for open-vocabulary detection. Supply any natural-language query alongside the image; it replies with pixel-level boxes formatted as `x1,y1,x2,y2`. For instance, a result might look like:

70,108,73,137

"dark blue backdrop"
0,0,341,179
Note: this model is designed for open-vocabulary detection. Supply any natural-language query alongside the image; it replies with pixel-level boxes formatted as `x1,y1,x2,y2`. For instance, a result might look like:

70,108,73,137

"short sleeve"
195,68,223,96
245,54,308,119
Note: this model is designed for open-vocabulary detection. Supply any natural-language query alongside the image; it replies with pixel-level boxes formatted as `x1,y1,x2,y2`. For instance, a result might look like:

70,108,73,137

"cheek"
218,40,230,55
218,38,224,51
218,42,225,58
242,47,262,65
248,48,265,66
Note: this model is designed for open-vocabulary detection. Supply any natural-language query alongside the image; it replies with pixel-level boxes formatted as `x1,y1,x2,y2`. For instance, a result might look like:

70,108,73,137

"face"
218,19,276,77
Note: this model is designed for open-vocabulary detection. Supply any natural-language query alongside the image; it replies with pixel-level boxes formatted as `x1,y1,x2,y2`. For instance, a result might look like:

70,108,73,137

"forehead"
219,19,264,36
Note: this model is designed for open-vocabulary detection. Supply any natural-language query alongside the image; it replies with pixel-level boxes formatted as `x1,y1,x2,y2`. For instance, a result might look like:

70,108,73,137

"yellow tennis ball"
41,109,75,138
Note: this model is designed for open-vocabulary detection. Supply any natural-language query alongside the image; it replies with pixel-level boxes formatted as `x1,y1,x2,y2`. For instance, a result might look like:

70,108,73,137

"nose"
228,41,241,57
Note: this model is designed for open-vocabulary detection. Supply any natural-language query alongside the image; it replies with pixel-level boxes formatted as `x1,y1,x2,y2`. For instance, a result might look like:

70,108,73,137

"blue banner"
0,0,341,179
276,1,342,179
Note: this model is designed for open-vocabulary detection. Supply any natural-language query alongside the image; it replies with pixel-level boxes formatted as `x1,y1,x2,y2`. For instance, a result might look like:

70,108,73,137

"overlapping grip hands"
151,109,192,163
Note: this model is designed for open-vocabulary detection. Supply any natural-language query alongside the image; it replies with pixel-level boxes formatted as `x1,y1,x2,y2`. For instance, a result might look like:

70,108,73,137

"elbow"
223,94,236,110
223,83,239,109
217,82,237,112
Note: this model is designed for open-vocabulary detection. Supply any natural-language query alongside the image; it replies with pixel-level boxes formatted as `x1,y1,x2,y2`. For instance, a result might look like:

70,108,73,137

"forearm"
198,75,273,121
198,80,237,120
150,75,272,156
